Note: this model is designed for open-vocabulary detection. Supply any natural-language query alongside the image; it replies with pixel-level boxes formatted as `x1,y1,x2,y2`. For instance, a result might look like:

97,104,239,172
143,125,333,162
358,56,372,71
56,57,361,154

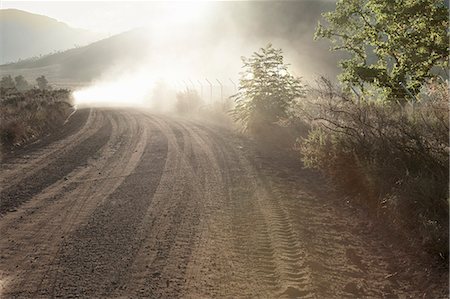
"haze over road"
0,109,443,298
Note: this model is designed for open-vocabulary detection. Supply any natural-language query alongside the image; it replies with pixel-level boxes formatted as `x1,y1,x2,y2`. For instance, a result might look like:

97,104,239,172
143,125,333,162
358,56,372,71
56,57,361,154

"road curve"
0,108,447,298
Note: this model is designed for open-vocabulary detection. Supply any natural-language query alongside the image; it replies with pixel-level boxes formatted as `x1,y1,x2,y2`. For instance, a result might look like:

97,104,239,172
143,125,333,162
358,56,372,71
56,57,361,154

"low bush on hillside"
175,89,203,115
297,78,449,258
0,87,74,153
174,89,235,127
197,97,234,127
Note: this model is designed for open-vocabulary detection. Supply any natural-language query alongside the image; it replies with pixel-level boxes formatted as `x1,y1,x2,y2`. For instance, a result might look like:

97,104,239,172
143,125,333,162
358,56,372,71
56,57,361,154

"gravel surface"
0,108,447,298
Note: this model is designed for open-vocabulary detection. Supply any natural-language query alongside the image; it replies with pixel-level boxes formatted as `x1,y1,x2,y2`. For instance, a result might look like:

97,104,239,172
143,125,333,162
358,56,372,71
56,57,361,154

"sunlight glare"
73,71,155,108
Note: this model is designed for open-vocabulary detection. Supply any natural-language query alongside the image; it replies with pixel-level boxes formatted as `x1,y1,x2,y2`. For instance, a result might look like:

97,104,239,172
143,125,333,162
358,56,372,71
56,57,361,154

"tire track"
246,143,429,298
171,122,280,297
116,115,203,298
162,120,243,298
0,109,99,190
37,111,149,297
0,109,445,298
49,118,167,298
190,123,317,298
0,113,119,296
0,110,147,298
0,113,112,215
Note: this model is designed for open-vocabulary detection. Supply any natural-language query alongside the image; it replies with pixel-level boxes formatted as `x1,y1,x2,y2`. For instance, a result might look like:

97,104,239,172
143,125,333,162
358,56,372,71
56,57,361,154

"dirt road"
0,108,447,298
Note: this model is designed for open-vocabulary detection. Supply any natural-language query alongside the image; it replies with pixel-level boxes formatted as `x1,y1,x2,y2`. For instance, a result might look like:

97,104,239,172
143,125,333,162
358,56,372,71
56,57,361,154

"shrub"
36,75,50,90
197,97,234,127
230,44,305,134
14,75,31,91
0,121,24,146
298,78,449,257
0,75,15,89
175,89,203,115
0,87,73,152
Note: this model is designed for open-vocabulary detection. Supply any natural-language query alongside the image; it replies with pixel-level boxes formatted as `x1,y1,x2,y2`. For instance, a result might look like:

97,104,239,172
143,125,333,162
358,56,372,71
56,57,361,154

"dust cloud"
72,1,338,110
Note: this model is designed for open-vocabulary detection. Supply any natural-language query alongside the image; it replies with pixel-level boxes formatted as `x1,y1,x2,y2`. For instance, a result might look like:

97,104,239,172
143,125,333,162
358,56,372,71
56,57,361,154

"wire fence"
171,78,238,104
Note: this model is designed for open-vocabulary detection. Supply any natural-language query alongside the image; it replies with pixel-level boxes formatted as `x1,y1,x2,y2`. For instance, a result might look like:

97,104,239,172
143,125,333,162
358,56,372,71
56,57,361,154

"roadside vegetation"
0,75,73,153
230,0,449,262
230,44,308,146
173,87,234,127
175,89,204,115
299,78,448,258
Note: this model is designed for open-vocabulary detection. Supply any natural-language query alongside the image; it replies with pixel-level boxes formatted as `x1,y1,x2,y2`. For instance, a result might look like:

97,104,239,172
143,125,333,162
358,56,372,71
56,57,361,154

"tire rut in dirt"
142,183,200,298
195,125,317,297
0,111,151,298
49,126,168,298
0,109,97,190
127,117,201,298
243,144,412,297
183,124,282,296
217,143,284,295
0,118,112,215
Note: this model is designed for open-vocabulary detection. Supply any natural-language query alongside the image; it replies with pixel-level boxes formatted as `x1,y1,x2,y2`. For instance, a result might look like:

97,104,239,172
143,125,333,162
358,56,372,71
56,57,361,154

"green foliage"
231,44,305,132
315,0,449,101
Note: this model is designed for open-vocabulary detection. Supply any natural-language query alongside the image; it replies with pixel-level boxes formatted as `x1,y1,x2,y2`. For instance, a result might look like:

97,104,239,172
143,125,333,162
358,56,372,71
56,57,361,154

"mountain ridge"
0,9,102,64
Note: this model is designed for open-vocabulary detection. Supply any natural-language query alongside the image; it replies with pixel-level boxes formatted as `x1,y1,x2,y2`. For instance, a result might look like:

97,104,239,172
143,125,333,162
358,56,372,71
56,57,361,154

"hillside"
0,28,152,87
0,2,341,86
1,28,151,82
0,9,101,64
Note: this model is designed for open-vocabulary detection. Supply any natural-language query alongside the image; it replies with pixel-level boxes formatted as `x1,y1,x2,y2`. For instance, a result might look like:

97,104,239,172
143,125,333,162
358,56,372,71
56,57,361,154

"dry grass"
296,78,449,260
0,87,73,153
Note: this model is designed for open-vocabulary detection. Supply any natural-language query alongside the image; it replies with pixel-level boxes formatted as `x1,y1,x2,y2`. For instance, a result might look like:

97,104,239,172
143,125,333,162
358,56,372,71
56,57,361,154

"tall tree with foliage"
231,44,305,132
315,0,449,101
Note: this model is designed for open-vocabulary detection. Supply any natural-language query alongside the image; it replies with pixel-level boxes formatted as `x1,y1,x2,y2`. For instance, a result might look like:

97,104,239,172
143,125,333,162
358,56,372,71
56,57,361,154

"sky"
1,1,340,107
1,1,221,35
1,1,340,80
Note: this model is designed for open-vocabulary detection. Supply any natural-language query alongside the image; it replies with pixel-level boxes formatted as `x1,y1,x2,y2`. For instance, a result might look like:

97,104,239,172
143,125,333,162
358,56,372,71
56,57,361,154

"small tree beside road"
231,44,305,133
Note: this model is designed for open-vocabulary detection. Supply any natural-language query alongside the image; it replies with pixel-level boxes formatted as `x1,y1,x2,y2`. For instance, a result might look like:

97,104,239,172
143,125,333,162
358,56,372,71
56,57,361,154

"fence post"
216,79,223,104
189,79,196,90
197,80,204,99
182,80,189,91
205,78,213,103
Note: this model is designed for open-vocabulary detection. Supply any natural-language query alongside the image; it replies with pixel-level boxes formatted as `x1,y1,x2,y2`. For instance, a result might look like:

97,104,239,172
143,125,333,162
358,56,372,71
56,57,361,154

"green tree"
231,44,305,132
315,0,449,101
36,75,49,90
0,75,15,89
14,75,30,91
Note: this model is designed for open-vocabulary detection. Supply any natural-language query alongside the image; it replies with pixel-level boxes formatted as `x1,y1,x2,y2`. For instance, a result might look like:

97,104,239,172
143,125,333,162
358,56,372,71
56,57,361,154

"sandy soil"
0,108,447,298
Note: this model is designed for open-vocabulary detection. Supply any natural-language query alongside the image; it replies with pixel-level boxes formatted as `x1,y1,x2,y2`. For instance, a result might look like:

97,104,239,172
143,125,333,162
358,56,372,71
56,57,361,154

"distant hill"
1,28,152,82
0,2,342,86
0,9,101,64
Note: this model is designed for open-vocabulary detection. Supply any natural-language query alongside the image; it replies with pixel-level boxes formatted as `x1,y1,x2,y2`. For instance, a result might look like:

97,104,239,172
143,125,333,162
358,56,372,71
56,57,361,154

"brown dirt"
0,108,447,298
